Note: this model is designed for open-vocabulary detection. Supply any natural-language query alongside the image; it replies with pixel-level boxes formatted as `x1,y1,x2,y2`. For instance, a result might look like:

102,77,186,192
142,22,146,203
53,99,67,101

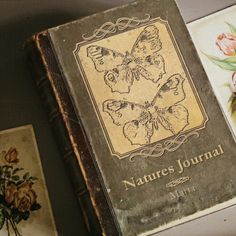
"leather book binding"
25,0,236,235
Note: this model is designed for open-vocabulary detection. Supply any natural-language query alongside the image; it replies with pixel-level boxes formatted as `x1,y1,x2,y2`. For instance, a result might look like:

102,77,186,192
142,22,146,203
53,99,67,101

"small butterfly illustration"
87,25,166,94
103,74,189,146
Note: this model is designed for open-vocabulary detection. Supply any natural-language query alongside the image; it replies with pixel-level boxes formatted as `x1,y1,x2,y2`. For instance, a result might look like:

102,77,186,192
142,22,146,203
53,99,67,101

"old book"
25,0,236,235
0,125,57,236
187,5,236,140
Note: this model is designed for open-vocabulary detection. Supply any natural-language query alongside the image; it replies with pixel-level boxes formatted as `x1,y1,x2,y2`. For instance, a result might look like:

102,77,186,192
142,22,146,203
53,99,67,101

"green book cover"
28,0,236,235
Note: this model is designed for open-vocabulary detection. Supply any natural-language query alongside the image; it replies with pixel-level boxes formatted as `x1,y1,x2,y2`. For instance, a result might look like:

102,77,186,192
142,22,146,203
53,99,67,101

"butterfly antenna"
150,92,159,107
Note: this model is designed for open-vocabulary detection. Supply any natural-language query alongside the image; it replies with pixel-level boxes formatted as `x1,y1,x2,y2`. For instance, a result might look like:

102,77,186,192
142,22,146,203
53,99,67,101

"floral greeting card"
188,5,236,140
0,125,57,236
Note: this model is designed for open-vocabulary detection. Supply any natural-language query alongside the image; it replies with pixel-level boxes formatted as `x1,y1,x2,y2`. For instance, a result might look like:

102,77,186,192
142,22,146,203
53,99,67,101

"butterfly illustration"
87,25,166,94
103,74,189,146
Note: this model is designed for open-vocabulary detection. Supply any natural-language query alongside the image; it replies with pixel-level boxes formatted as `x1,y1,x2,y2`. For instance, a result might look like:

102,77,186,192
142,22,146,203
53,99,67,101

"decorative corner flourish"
129,131,200,161
82,14,151,41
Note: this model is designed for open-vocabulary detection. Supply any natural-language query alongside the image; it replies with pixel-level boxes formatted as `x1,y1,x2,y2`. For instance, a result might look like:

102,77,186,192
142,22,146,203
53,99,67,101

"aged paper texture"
0,125,57,236
74,19,207,157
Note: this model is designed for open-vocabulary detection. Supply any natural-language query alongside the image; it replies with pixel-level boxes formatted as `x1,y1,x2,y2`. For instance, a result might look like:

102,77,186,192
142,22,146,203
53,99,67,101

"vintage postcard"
188,5,236,140
0,125,57,236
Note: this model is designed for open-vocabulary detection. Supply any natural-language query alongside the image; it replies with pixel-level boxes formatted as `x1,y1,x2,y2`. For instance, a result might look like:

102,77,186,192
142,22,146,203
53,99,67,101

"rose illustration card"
0,125,57,236
188,5,236,140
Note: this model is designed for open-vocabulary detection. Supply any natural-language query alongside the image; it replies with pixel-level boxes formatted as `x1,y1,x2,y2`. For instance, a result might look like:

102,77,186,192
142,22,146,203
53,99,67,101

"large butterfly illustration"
87,25,165,94
103,74,189,146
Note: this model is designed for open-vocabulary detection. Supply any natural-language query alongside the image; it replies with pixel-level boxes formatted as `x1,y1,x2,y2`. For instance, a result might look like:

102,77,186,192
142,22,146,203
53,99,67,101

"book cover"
0,125,57,236
187,5,236,140
26,0,236,235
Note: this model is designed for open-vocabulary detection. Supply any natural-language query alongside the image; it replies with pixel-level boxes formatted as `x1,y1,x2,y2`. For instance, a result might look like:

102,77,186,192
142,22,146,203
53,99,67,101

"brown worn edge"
25,31,119,236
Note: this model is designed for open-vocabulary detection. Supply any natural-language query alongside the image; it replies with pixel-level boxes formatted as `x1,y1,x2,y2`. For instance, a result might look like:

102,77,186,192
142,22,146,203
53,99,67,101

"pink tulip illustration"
216,33,236,56
204,22,236,116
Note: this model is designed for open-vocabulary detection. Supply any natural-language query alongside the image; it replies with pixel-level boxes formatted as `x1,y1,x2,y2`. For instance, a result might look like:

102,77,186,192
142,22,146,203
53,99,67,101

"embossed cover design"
29,0,236,235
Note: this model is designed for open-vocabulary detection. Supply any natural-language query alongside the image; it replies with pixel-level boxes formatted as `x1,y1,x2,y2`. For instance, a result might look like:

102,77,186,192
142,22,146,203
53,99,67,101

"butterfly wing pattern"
87,25,165,93
87,46,134,93
131,25,165,83
131,25,162,59
103,74,189,146
152,74,189,135
87,46,124,72
103,100,156,145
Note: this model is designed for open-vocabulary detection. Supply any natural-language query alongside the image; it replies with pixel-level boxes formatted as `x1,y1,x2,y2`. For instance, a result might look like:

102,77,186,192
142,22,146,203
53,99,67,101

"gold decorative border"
129,132,199,161
82,14,151,41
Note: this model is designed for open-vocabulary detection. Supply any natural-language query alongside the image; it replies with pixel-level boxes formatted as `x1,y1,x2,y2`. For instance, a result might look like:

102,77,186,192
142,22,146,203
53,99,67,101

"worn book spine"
25,32,118,236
